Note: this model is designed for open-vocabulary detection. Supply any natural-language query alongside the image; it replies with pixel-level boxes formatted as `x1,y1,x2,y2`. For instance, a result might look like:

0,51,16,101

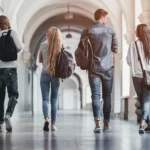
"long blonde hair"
46,27,62,75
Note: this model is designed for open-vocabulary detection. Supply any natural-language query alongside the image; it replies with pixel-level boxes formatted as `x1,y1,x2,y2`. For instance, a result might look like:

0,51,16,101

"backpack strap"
135,41,145,76
7,30,12,36
61,44,65,51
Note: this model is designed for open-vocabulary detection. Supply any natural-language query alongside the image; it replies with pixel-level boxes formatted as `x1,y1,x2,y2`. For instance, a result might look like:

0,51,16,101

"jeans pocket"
103,67,114,80
91,60,100,72
8,70,17,82
11,69,17,75
106,67,113,76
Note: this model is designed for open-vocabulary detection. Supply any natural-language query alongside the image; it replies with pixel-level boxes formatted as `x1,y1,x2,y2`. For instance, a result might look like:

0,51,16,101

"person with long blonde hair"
39,27,62,131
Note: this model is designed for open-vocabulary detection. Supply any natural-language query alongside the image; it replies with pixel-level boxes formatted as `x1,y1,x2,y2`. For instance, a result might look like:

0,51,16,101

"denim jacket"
81,22,118,73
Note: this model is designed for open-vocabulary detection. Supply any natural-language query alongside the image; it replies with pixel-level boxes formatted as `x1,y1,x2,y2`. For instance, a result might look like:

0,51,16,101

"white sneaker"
139,126,145,134
94,126,102,133
4,115,12,132
51,124,57,131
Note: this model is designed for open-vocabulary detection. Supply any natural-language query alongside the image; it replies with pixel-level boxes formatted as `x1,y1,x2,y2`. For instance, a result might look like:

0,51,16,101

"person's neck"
95,20,103,24
0,27,8,30
95,20,104,24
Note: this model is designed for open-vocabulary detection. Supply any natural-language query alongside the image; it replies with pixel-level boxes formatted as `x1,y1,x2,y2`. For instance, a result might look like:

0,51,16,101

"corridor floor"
0,111,150,150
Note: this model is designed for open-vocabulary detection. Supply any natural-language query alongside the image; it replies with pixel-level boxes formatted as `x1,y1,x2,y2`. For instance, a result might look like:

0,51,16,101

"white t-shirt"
126,39,150,78
0,29,22,68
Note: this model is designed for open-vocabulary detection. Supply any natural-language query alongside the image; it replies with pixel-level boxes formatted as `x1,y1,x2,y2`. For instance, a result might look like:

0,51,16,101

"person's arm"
11,30,22,52
111,28,118,53
39,49,43,63
126,44,132,66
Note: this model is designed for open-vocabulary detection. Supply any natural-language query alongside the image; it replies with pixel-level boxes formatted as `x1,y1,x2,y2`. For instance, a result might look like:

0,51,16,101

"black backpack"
55,47,75,79
0,30,17,62
75,36,93,70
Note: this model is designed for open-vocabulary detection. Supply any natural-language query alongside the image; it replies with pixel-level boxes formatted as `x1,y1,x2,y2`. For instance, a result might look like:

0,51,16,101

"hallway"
0,111,149,150
0,0,150,149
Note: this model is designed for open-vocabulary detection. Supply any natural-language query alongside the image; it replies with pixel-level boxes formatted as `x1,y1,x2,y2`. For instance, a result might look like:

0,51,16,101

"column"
139,12,150,26
124,31,137,120
139,0,150,26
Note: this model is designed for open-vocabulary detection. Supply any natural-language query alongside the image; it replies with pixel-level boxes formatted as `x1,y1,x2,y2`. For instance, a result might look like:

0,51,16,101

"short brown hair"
94,9,108,21
0,15,8,24
0,15,10,29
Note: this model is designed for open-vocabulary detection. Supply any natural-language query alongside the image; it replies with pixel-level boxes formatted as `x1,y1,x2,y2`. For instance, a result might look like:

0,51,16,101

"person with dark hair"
127,24,150,134
0,16,22,132
80,8,118,133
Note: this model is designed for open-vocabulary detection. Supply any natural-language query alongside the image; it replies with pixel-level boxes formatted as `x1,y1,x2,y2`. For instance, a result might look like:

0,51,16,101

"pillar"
124,31,137,120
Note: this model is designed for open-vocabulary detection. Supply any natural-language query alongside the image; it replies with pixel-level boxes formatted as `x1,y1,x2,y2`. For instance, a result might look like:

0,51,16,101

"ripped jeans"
133,77,150,124
88,67,114,121
0,68,18,124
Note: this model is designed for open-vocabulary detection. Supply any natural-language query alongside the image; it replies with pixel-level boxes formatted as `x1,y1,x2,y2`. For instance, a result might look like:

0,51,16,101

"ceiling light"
66,33,72,38
66,25,72,38
64,4,73,20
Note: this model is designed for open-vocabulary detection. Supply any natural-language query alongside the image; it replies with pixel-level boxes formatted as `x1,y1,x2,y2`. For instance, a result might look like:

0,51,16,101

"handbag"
135,41,150,90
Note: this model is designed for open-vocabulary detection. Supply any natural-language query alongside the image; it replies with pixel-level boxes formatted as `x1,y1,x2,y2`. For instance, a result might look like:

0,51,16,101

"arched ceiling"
1,0,125,64
17,1,121,56
30,13,95,59
18,1,118,39
1,0,139,46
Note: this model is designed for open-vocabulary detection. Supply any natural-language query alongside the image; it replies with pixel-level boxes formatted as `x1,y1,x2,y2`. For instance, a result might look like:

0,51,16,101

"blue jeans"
88,67,114,121
40,70,60,123
0,68,18,124
133,77,150,123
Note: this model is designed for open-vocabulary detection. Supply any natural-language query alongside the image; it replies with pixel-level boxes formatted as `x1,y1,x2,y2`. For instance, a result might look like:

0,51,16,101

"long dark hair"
137,24,150,62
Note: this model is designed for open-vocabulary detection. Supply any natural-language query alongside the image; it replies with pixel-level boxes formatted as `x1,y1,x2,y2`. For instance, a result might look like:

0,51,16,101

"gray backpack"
55,47,75,79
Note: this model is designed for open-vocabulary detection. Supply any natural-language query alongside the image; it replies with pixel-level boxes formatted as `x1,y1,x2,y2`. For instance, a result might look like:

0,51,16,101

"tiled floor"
0,111,150,150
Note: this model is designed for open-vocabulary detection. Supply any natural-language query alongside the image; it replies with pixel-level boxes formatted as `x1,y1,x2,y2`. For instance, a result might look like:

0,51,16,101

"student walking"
39,27,62,131
79,9,118,133
0,15,22,132
127,24,150,134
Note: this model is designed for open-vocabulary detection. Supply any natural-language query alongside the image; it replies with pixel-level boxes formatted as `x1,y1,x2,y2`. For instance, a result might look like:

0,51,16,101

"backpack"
0,30,17,62
75,36,93,70
55,47,75,79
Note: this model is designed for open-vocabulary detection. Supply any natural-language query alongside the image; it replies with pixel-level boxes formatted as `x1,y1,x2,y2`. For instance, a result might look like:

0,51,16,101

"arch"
14,0,120,64
73,73,83,109
17,1,116,39
58,76,81,110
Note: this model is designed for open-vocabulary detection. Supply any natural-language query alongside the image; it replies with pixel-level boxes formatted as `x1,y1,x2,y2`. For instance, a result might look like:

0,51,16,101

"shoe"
103,121,111,132
0,123,4,132
43,121,49,131
144,126,150,132
51,124,57,131
94,126,101,133
139,126,145,134
103,125,112,132
4,115,12,132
